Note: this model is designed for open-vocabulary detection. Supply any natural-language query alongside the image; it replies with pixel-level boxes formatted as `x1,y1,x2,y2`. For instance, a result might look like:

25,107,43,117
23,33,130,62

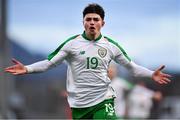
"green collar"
82,31,102,41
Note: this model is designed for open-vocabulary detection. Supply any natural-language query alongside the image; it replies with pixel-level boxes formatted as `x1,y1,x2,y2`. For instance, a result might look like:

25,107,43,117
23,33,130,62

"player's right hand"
4,58,27,75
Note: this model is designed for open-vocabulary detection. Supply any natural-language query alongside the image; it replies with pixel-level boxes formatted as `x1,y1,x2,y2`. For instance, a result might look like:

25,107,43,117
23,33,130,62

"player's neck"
88,34,99,40
83,31,102,41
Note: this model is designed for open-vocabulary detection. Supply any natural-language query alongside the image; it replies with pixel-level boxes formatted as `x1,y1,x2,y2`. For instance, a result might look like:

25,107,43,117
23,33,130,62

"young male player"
5,3,171,119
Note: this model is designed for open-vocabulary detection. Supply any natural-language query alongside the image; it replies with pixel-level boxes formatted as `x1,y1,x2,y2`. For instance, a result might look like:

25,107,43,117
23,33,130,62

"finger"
5,69,16,73
12,72,19,75
157,65,165,71
13,72,24,75
5,67,14,71
5,67,12,71
162,78,171,82
162,74,172,78
5,66,17,72
13,72,20,75
5,69,18,74
160,79,169,84
158,80,164,84
159,79,169,84
5,65,15,70
12,58,21,65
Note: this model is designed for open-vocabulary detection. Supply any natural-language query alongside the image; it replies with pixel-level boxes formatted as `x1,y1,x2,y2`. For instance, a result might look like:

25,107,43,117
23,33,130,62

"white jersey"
26,32,154,108
47,32,131,108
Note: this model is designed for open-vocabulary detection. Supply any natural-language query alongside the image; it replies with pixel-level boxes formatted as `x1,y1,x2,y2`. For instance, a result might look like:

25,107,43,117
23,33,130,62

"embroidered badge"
98,47,107,58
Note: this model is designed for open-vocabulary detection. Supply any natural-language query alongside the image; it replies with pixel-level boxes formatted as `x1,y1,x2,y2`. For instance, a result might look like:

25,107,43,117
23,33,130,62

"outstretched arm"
5,58,54,75
5,58,27,75
5,49,68,75
124,61,171,85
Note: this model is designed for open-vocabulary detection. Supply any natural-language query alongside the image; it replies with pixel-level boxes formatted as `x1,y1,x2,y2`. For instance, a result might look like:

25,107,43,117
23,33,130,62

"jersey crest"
98,47,107,58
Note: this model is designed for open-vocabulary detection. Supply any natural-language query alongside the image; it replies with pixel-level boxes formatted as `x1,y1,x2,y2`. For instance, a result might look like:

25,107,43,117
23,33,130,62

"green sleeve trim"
48,34,79,60
104,36,131,61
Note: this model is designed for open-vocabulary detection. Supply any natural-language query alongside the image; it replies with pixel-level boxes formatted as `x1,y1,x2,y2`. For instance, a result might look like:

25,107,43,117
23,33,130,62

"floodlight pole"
0,0,14,118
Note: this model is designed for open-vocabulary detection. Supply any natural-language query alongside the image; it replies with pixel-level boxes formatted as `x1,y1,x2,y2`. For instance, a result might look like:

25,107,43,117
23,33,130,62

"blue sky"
7,0,180,71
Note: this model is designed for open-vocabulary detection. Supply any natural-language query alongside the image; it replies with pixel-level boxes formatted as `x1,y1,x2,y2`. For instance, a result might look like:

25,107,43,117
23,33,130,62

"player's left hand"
152,65,171,84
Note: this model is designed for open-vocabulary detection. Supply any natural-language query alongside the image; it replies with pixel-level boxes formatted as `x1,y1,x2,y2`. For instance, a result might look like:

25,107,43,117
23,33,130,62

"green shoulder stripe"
104,36,131,61
48,34,79,60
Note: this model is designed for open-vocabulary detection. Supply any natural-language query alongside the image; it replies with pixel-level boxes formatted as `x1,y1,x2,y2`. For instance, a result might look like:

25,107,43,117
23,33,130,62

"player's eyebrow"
85,17,100,21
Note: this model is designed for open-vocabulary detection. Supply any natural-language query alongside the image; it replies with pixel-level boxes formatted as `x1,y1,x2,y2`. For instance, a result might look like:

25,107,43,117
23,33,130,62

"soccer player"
5,3,171,119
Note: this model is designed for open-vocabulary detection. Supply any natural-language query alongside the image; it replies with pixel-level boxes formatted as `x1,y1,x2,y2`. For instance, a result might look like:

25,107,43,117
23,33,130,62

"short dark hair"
83,3,105,20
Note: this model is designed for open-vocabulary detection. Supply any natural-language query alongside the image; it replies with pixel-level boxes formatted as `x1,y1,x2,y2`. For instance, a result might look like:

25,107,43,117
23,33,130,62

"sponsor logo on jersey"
79,51,85,55
98,47,107,58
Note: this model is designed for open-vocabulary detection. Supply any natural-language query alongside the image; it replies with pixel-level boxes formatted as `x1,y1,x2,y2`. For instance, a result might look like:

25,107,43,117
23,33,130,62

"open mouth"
89,27,95,30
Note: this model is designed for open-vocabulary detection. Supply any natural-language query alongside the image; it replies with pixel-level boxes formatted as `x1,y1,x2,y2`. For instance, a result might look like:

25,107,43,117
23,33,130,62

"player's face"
83,13,105,38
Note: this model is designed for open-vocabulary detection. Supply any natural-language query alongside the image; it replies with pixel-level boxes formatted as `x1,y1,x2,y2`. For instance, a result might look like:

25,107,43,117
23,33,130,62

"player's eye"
85,18,92,21
93,18,99,21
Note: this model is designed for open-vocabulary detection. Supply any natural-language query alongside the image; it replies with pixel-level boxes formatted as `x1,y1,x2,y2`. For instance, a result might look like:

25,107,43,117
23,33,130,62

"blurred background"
0,0,179,119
